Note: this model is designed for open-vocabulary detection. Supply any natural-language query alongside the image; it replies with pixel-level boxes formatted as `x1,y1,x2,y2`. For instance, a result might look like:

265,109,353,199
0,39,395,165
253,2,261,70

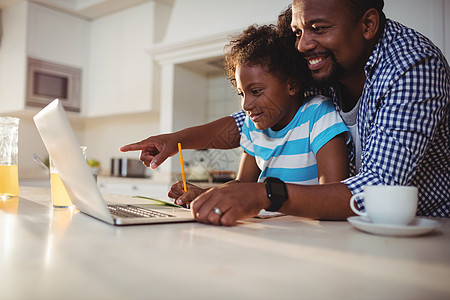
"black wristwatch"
264,177,288,212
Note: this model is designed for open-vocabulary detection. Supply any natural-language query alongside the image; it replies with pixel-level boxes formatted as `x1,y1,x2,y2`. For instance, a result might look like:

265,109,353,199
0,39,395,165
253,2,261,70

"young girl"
228,24,348,186
169,24,349,211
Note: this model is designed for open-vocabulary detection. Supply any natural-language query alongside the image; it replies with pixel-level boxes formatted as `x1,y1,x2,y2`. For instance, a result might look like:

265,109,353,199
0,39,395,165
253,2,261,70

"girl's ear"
288,79,301,96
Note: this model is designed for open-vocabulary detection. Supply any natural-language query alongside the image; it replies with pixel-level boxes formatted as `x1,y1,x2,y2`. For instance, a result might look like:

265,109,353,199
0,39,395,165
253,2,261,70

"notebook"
33,99,195,226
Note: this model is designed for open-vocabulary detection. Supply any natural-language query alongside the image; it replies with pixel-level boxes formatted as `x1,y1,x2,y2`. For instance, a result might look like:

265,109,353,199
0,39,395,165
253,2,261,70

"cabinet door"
85,3,155,117
27,2,89,69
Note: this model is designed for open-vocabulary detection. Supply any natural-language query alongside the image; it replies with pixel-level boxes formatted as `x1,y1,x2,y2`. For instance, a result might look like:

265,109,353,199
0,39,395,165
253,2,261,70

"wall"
162,0,450,60
207,75,240,122
385,0,449,58
82,112,160,177
206,75,242,173
162,0,292,44
0,1,27,113
170,69,243,174
173,65,208,131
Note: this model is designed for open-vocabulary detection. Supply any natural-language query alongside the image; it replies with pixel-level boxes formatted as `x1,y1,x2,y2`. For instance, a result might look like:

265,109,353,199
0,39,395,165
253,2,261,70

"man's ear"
361,8,380,41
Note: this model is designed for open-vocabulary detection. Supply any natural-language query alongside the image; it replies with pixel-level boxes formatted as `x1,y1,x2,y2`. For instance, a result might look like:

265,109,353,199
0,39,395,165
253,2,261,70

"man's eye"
237,91,244,97
312,25,328,33
251,89,262,95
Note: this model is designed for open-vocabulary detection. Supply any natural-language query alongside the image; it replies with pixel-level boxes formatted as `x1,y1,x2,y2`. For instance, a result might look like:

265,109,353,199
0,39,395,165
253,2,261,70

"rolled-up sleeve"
231,110,246,133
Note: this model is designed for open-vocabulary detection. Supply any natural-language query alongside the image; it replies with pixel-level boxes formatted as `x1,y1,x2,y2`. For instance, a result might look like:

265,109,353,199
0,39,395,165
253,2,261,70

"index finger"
119,142,146,152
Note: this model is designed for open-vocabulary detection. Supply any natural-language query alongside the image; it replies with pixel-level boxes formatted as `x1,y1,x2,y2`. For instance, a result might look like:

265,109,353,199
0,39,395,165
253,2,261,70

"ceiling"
0,0,173,19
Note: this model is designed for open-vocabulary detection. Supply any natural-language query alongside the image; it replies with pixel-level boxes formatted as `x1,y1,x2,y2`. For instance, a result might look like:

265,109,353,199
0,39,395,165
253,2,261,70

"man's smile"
306,55,328,71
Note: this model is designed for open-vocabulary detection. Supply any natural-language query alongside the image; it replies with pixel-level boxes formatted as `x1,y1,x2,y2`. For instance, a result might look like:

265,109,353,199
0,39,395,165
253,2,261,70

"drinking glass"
0,117,20,200
50,146,87,208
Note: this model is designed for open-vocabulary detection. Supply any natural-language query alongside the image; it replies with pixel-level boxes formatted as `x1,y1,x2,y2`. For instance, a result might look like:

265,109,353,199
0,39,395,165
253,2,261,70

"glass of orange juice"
50,146,87,208
0,117,20,200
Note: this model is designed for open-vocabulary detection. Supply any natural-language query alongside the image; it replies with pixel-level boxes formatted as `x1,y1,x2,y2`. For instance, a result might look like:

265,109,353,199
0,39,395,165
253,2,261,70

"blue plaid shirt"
232,20,450,218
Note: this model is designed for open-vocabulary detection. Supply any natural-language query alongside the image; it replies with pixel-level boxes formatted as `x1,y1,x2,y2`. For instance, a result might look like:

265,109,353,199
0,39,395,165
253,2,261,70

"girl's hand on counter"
168,181,208,207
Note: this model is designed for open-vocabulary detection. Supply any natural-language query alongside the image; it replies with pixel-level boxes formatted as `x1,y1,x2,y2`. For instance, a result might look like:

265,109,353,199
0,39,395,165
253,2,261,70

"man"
121,0,449,225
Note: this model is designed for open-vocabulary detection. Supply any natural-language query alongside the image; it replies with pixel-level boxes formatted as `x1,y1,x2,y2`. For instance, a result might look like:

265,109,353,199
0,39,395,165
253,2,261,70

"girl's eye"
293,29,302,37
251,89,262,95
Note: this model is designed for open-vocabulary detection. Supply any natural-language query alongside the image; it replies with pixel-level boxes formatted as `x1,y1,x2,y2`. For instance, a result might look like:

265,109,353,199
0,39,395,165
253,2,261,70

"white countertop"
1,186,449,300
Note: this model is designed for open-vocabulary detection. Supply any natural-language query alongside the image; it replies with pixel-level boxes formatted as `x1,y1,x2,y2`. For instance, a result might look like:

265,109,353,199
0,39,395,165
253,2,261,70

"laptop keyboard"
107,205,175,218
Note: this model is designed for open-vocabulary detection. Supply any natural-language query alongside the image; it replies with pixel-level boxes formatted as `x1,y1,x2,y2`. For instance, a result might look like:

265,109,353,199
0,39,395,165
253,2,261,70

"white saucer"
347,216,438,237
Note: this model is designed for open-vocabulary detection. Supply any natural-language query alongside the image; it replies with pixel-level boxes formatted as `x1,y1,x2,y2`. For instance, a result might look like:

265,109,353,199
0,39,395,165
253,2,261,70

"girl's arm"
315,133,349,184
236,152,261,183
121,116,240,169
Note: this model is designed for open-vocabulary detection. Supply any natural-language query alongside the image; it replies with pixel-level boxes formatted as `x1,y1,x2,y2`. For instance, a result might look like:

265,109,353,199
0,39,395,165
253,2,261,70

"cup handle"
350,193,366,217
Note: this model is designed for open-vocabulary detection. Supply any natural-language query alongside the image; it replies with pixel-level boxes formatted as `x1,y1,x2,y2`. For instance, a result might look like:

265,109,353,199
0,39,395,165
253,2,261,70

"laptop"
33,99,195,226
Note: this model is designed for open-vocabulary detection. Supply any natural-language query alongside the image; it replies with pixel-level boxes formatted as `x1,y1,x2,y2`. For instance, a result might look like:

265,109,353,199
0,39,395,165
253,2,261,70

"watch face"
271,182,286,196
265,177,288,212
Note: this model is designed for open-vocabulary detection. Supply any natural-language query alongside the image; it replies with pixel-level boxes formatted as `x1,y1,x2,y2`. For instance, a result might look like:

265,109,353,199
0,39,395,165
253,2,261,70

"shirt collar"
364,19,394,82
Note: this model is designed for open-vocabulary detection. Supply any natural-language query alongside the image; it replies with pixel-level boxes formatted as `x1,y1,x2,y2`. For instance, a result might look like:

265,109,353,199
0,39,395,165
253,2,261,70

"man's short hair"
345,0,385,22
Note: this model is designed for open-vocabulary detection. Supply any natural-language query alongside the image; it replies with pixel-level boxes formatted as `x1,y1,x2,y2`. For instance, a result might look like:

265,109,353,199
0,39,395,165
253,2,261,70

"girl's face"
236,64,300,131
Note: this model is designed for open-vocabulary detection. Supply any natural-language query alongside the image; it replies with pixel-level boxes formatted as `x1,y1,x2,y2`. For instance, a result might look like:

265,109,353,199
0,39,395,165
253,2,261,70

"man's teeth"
309,58,323,65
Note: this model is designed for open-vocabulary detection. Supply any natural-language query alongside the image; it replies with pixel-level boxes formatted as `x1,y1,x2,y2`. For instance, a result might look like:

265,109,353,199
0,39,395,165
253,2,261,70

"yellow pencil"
178,143,188,192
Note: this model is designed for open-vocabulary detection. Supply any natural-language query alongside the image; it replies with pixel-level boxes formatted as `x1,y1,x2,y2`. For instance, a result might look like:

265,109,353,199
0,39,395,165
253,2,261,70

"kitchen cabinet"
27,3,89,69
0,1,159,117
0,1,89,115
84,2,157,117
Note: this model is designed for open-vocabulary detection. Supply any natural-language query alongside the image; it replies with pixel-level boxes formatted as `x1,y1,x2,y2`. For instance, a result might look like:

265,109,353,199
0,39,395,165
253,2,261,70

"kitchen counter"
1,186,449,300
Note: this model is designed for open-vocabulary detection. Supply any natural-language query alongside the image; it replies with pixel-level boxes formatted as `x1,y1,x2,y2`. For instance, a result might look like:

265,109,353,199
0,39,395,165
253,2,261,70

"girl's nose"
241,94,255,111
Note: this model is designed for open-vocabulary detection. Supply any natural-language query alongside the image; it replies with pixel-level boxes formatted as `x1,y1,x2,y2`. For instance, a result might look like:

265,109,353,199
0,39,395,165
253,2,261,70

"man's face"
291,0,367,86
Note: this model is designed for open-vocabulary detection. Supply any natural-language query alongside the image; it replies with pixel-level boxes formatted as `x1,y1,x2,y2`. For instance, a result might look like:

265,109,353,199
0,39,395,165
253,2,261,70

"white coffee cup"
350,185,418,225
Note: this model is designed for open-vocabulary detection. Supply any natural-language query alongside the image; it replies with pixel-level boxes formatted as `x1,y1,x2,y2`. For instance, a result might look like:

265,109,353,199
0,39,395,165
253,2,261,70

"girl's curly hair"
224,21,309,93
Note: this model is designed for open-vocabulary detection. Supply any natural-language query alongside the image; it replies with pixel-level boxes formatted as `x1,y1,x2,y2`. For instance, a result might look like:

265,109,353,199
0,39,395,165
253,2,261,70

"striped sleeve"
306,97,349,154
240,117,255,156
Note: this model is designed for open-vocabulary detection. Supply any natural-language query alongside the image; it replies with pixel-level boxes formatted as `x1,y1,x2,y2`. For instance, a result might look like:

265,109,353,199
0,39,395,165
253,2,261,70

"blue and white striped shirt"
240,95,348,184
233,19,450,217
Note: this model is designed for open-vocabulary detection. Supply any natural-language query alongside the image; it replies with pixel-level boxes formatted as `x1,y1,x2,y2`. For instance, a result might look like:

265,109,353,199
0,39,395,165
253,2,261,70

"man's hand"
190,182,269,226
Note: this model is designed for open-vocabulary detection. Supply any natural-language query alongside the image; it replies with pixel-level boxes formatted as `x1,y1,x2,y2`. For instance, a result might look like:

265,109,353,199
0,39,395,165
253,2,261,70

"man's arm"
120,116,240,169
191,181,354,225
343,52,449,199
